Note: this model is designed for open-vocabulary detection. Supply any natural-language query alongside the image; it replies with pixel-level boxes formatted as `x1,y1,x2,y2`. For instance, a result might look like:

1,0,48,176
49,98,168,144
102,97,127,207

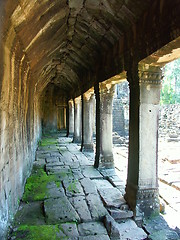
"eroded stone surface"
44,196,80,224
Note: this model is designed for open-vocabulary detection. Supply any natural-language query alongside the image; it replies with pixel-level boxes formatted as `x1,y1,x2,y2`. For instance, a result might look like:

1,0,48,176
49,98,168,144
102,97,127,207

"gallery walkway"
8,132,179,240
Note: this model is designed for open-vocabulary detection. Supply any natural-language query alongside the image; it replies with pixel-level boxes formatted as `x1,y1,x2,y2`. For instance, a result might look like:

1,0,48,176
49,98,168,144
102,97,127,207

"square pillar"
125,63,162,217
73,96,82,143
82,91,94,152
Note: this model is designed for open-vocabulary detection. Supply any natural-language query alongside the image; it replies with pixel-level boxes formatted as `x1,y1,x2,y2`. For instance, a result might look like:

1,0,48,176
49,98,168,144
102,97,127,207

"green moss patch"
39,138,58,147
22,167,61,202
11,225,68,240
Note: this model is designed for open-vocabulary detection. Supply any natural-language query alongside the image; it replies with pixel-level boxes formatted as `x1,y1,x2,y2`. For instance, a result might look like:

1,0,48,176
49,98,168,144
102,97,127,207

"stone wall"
113,82,129,136
0,26,42,238
159,104,180,138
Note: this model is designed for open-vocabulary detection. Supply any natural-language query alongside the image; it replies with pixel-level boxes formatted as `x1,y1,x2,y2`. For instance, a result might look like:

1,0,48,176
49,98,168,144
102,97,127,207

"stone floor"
8,132,180,240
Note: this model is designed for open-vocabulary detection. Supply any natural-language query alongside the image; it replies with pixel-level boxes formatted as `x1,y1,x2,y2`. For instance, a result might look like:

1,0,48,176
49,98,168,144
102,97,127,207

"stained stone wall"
0,26,42,237
113,82,129,136
159,104,180,138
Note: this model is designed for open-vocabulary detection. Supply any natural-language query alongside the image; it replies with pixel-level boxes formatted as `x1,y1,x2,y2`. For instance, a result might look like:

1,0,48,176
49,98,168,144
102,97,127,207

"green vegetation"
67,180,80,193
11,225,68,240
22,166,61,202
39,137,58,146
161,58,180,104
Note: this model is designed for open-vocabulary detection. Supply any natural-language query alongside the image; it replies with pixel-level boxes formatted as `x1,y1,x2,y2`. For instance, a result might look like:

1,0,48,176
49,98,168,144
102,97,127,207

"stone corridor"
8,133,179,240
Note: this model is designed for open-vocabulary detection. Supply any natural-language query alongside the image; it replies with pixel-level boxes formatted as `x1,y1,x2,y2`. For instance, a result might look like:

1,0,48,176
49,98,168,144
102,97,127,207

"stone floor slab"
78,222,108,236
80,178,97,195
60,222,79,238
86,194,108,220
69,196,92,221
82,166,103,178
63,179,84,197
44,196,80,224
98,187,125,208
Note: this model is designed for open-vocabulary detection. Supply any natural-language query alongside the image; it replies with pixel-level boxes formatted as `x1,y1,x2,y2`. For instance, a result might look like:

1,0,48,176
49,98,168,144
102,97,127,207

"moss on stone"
22,167,61,202
12,225,68,240
39,137,58,147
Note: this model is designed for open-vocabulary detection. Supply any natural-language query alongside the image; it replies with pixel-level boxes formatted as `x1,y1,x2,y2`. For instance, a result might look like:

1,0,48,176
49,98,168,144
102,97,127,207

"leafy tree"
160,58,180,104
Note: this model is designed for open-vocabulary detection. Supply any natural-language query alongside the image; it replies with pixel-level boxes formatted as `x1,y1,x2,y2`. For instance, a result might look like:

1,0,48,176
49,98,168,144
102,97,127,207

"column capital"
138,63,163,85
69,99,74,106
83,89,94,101
99,83,115,96
74,96,81,104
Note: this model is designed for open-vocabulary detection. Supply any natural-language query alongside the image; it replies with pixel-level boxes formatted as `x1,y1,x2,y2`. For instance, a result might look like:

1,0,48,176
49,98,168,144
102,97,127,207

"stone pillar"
99,83,115,168
82,91,94,152
73,96,82,143
68,100,74,136
125,63,162,217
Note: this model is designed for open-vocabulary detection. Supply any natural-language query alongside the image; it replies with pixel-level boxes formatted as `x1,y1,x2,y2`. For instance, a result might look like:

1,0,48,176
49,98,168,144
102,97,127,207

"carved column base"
73,136,82,144
82,143,94,152
99,154,114,168
125,183,160,217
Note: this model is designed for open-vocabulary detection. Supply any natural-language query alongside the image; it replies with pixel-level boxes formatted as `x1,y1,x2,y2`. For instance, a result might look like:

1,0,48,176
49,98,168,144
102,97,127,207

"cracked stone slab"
63,179,84,197
69,196,92,221
98,187,125,208
80,178,97,195
44,196,80,224
78,222,108,236
86,193,108,220
82,166,103,178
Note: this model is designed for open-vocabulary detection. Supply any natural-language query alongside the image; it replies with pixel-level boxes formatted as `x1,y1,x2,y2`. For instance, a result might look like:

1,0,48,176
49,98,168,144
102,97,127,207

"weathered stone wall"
113,99,125,135
0,23,42,238
159,104,180,137
113,82,129,136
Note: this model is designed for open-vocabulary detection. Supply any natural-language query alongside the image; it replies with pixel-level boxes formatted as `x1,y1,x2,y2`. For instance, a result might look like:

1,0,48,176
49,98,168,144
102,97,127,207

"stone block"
82,166,103,178
78,222,108,236
108,209,133,221
104,214,121,239
69,196,92,221
63,179,84,197
80,178,97,195
44,196,80,224
86,193,108,220
98,187,125,208
60,222,79,238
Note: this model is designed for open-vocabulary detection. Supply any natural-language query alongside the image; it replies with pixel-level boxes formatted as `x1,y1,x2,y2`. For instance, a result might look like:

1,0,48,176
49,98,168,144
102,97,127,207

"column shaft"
68,100,74,136
99,83,115,168
73,97,82,143
82,93,94,152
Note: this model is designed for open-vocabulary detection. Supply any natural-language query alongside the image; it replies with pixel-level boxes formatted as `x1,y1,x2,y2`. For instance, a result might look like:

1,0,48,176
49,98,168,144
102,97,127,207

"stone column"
82,91,94,152
125,63,162,217
73,96,82,143
68,100,74,136
99,83,115,168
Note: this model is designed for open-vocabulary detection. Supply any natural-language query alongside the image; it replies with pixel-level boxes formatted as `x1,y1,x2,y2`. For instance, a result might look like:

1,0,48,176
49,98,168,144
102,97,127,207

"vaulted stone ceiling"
4,0,153,98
